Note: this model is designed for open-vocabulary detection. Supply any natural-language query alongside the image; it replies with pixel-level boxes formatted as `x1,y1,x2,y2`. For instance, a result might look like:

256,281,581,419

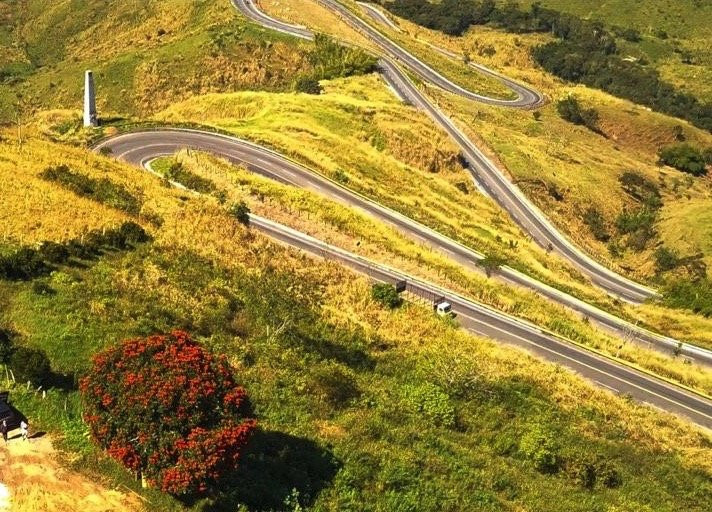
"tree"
80,331,257,495
371,283,403,309
654,246,679,272
658,144,707,176
229,201,251,226
9,346,51,385
556,96,600,132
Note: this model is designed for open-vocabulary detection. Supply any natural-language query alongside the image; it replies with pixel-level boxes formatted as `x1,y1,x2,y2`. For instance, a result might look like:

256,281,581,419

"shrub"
9,346,51,385
596,459,623,488
662,279,712,317
618,171,662,210
37,241,70,264
40,165,142,215
0,329,13,364
480,254,505,276
556,96,600,133
0,248,48,280
80,331,257,495
164,162,217,194
615,208,656,250
118,221,152,245
309,362,360,407
703,147,712,165
582,207,609,242
654,247,679,272
294,75,323,95
658,144,708,176
519,424,560,473
229,201,251,226
307,34,378,80
403,382,456,427
371,283,403,309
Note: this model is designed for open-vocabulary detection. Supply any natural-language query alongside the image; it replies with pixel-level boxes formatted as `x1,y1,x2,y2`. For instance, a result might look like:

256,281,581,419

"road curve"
233,0,655,304
94,129,712,367
94,132,712,428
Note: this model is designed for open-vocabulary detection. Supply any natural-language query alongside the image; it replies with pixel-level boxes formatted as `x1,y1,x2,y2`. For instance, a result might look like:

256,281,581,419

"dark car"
0,391,24,431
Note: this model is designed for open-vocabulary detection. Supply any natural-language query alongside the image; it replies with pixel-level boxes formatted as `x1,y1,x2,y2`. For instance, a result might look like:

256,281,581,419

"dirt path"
0,433,143,512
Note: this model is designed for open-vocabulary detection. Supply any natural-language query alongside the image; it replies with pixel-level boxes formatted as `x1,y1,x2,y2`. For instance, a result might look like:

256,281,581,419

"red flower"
80,331,256,495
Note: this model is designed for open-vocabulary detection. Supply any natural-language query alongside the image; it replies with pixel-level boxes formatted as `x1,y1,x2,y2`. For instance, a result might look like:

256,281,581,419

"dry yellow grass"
0,139,130,244
259,0,375,49
158,149,712,394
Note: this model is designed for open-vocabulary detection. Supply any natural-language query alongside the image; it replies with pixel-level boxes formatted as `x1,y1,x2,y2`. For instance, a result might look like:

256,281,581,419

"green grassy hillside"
1,134,711,512
0,1,711,509
0,0,311,120
513,0,712,102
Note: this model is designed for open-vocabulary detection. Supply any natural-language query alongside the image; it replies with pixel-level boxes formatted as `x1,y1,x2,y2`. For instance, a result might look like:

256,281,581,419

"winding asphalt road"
95,130,712,428
234,0,655,305
95,130,712,367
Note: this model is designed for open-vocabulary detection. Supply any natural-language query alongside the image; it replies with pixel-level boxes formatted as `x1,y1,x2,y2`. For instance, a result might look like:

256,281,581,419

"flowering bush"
80,330,257,495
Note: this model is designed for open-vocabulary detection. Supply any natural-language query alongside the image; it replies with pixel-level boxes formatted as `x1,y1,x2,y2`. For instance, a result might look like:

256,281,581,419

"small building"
0,391,25,431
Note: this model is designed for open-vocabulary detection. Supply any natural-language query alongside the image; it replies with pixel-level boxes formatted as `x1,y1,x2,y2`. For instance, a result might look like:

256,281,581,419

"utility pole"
83,70,98,127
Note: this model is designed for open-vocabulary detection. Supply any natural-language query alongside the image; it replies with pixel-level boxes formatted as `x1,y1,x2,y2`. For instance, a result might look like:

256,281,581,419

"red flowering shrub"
80,330,257,495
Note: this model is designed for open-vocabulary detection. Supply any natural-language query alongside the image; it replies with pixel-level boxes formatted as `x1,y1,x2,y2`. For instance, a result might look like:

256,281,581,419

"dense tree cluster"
658,143,708,176
380,0,712,132
81,331,257,495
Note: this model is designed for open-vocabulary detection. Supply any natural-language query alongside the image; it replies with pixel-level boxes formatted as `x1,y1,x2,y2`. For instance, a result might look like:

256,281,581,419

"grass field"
0,0,312,120
1,135,711,511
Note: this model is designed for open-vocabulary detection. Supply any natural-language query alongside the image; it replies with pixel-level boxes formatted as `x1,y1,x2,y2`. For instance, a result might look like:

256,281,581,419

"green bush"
519,424,560,473
371,283,403,309
556,96,600,133
0,248,48,280
307,34,378,81
9,346,52,385
658,144,708,176
294,75,323,95
654,247,679,272
615,208,656,250
703,147,712,165
403,382,456,427
164,162,217,194
619,171,662,210
662,279,712,317
0,222,150,282
40,164,142,215
38,241,70,264
582,207,609,242
229,201,251,226
480,254,505,276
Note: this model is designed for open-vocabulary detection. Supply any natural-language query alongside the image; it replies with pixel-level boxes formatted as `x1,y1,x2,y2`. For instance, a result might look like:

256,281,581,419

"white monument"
83,70,98,127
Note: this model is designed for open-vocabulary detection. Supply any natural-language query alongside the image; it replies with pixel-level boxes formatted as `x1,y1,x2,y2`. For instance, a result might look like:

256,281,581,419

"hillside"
512,0,712,102
0,0,310,120
0,133,710,511
0,0,712,510
325,0,712,308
